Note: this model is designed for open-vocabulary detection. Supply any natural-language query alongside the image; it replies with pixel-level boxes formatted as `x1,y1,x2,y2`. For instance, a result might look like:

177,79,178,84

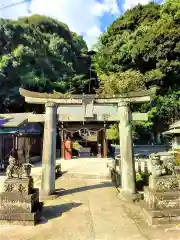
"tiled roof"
0,113,28,128
170,121,180,129
163,129,180,135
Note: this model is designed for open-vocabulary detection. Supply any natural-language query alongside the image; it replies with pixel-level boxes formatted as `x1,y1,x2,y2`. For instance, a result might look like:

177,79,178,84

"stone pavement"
1,158,180,240
1,178,180,240
0,158,112,193
31,157,112,179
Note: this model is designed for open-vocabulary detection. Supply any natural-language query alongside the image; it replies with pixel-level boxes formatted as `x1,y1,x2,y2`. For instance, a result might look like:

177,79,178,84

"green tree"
94,2,180,140
0,15,97,112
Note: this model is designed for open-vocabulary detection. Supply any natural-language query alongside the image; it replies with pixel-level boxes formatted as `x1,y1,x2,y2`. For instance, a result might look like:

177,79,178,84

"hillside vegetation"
94,0,180,141
1,1,180,142
0,15,98,111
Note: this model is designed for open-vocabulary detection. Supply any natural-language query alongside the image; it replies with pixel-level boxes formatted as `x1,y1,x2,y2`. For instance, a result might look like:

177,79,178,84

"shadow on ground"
56,171,68,179
55,181,113,196
39,202,82,224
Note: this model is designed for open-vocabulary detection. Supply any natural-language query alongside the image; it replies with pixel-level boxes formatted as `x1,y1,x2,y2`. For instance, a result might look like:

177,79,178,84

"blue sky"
0,0,164,48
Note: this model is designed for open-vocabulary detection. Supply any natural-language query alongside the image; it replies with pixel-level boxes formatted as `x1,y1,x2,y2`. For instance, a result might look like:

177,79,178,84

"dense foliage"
94,0,180,141
0,15,98,112
1,2,180,143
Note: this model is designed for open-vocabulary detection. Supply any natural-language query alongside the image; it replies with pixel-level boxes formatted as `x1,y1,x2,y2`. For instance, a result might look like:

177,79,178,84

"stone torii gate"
20,87,156,199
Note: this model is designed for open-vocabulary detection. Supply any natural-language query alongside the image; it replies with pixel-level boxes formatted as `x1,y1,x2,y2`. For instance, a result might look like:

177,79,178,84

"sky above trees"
0,0,163,48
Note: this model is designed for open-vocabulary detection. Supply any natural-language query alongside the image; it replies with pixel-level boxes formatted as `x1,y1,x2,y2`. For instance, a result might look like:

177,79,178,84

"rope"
58,127,105,134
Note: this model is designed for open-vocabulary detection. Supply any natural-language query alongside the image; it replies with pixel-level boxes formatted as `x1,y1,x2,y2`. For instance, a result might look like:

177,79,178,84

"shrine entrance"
20,87,156,199
58,122,108,159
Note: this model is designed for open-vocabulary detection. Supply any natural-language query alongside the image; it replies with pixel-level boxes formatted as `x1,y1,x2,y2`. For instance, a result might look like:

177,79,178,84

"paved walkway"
0,178,144,240
1,178,180,240
31,158,112,178
0,158,112,192
1,159,180,239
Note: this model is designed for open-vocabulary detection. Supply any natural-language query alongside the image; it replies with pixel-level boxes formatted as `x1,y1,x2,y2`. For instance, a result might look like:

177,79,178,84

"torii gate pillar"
41,102,57,196
118,102,136,198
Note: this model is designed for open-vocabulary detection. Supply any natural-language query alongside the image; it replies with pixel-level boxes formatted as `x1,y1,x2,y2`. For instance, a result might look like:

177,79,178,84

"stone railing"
111,155,149,174
113,145,170,157
107,152,174,188
111,152,173,174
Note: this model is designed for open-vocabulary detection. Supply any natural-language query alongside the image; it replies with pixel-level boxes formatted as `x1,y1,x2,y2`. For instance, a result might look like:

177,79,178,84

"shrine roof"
0,113,44,127
163,129,180,135
0,113,28,128
169,121,180,129
163,120,180,136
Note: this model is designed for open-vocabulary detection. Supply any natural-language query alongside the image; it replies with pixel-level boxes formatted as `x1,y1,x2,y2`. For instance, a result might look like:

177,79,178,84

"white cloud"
123,0,153,11
0,0,160,48
0,0,120,49
92,0,120,16
84,25,102,49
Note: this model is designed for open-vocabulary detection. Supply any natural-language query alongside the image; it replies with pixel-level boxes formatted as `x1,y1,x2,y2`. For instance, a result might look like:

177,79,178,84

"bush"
136,172,150,191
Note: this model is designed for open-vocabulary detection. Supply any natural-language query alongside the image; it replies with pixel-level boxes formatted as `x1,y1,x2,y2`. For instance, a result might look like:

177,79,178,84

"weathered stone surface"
0,192,38,213
118,102,136,196
141,200,180,218
0,219,36,226
4,177,34,194
142,205,180,225
141,173,180,225
144,186,180,210
0,171,42,225
41,103,57,195
149,175,179,192
149,153,176,177
6,155,33,179
0,212,37,221
118,191,141,202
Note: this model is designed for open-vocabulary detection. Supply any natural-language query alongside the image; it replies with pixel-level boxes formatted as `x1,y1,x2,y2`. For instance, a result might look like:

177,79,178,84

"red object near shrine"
97,144,102,158
98,153,102,158
64,140,72,160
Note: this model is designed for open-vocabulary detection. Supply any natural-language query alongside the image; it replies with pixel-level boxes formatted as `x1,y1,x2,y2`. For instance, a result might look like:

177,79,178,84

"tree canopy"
0,15,98,112
94,0,180,139
1,2,180,142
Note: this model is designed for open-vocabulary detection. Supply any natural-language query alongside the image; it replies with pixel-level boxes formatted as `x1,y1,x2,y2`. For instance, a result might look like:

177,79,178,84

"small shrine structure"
20,87,156,199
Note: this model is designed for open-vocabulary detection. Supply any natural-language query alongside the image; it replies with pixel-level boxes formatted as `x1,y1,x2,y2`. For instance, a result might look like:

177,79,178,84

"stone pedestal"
118,102,136,197
0,176,42,225
142,175,180,225
41,102,57,195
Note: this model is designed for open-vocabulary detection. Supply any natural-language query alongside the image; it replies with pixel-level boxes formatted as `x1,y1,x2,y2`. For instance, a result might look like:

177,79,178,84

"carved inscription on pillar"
82,95,94,118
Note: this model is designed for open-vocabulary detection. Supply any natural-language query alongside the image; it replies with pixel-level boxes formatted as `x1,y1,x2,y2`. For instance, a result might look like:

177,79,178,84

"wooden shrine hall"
20,87,156,199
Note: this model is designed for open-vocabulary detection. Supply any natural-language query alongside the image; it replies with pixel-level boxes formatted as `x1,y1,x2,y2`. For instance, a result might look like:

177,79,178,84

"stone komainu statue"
163,154,176,175
6,155,33,179
150,153,176,177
